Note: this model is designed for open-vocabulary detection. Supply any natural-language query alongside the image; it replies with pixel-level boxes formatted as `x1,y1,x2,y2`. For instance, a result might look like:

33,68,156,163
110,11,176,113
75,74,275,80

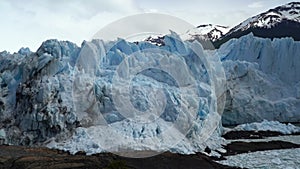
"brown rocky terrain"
0,145,239,169
1,131,300,169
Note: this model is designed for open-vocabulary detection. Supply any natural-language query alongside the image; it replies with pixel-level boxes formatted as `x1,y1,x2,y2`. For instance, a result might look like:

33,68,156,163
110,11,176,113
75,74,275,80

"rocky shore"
0,145,239,169
1,130,300,169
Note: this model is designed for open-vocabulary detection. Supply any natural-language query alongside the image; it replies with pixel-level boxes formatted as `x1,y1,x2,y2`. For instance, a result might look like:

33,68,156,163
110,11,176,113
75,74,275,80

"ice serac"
220,33,300,125
0,40,80,145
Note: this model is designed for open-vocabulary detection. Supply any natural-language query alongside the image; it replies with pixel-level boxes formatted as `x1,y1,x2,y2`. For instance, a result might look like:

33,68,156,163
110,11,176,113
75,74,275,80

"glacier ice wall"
52,34,226,156
1,32,299,154
0,33,226,155
0,40,80,145
220,33,300,125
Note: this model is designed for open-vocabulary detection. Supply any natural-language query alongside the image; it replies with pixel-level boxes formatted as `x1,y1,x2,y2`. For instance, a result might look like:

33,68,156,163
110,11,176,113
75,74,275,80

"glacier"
220,33,300,125
0,32,226,156
0,32,299,155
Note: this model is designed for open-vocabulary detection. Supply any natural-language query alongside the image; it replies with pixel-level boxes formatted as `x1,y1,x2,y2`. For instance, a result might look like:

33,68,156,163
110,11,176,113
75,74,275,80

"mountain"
144,24,230,49
215,2,300,47
182,24,230,42
145,2,300,48
229,2,300,32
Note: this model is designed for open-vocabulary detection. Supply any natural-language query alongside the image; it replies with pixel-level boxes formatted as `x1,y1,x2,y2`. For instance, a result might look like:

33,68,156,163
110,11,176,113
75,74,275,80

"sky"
0,0,292,52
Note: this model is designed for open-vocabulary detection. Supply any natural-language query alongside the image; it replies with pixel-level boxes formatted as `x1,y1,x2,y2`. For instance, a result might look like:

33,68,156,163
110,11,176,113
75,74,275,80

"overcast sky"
0,0,291,52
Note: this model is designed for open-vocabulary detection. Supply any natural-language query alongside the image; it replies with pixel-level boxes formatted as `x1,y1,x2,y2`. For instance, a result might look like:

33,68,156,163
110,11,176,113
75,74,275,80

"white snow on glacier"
227,120,300,135
47,119,226,156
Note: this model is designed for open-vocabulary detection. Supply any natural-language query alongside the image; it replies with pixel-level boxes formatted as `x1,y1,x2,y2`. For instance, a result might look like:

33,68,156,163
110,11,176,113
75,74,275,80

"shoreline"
0,145,240,169
1,131,300,169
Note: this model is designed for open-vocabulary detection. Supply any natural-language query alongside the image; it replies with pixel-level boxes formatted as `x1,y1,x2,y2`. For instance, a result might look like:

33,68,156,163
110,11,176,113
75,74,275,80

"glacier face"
0,33,226,156
220,33,300,125
0,32,299,155
220,33,300,84
55,34,226,156
0,40,80,145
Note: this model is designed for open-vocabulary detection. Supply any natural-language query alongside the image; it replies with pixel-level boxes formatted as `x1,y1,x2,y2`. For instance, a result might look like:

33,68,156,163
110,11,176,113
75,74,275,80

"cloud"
0,0,288,52
6,0,141,20
0,0,142,52
248,1,264,8
93,13,195,41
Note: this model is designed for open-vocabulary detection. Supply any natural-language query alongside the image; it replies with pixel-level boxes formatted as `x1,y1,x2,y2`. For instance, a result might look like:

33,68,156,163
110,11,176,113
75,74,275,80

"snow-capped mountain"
216,2,300,47
182,24,230,42
182,2,300,45
144,24,230,49
231,2,300,31
147,2,300,49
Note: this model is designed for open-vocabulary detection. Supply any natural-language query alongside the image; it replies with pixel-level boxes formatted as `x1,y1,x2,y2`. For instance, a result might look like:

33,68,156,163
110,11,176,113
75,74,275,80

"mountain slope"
215,2,300,48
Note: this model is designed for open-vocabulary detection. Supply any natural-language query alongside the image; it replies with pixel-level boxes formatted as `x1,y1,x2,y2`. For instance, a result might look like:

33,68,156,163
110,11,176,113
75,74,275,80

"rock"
222,130,284,140
220,141,300,157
